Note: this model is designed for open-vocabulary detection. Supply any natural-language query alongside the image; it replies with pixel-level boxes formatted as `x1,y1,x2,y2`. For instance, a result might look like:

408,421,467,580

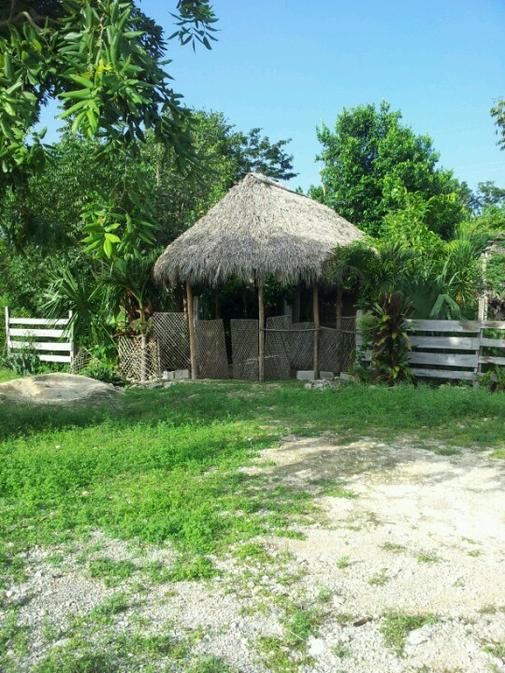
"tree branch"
0,9,49,30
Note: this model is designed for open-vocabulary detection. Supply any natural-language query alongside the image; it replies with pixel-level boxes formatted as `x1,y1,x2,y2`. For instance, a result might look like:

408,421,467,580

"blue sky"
42,0,505,191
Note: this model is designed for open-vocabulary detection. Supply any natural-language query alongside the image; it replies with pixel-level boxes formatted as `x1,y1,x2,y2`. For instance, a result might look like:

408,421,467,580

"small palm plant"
366,292,413,384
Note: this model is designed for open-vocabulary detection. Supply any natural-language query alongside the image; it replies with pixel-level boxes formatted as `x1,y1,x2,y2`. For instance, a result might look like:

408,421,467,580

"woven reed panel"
195,319,229,379
340,316,356,372
320,326,337,372
289,322,315,370
264,315,291,379
152,312,190,372
118,336,160,382
231,319,258,380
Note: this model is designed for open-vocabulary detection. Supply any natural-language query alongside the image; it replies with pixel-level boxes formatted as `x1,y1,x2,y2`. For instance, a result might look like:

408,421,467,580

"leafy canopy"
0,0,217,176
311,101,468,239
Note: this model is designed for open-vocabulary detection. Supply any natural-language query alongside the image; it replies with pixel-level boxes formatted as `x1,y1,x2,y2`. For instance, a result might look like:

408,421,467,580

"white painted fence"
4,308,75,365
356,313,505,382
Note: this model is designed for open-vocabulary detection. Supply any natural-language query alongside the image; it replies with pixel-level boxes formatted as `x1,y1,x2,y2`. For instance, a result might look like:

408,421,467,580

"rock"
296,370,334,381
0,373,122,406
406,624,433,647
304,379,335,390
307,636,326,657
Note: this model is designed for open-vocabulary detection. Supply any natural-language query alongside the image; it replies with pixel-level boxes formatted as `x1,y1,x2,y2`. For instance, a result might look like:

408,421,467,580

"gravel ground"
2,436,505,672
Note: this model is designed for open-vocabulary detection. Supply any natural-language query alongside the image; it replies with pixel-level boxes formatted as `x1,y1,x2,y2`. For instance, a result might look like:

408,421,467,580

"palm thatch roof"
154,172,363,286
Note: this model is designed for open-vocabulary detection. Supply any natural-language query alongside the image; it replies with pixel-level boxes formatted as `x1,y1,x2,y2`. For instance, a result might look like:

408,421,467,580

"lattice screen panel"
320,327,337,372
340,316,356,372
288,322,315,370
195,319,229,379
264,315,291,379
231,319,258,380
152,312,190,372
118,336,160,382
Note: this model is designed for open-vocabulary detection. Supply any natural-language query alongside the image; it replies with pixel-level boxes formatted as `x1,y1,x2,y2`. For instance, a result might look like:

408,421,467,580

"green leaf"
69,74,94,89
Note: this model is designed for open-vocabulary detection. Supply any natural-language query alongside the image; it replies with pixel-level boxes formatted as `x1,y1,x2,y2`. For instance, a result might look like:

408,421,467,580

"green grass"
416,552,441,564
88,558,136,587
368,568,389,586
380,612,438,655
381,542,406,554
1,380,504,670
3,381,500,589
336,555,351,569
0,368,18,383
483,642,505,662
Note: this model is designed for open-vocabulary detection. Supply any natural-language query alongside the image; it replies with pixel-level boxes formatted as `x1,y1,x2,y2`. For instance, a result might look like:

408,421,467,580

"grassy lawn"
1,381,504,562
0,368,19,383
1,380,504,671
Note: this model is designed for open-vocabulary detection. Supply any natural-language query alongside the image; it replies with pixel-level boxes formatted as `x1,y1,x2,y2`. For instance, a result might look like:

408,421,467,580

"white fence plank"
410,336,479,350
9,341,72,352
358,315,505,382
479,355,505,366
481,337,505,348
8,317,69,326
411,368,475,381
38,354,73,364
481,320,505,329
8,328,67,338
409,352,478,368
6,308,74,367
406,319,480,333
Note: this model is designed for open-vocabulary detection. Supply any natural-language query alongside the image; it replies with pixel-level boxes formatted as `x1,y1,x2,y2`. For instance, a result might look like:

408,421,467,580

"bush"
481,366,505,393
78,345,123,385
5,348,42,376
362,292,413,384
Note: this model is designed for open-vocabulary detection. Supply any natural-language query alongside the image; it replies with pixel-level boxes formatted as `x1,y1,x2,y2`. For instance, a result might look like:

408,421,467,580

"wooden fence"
4,308,74,366
356,312,505,382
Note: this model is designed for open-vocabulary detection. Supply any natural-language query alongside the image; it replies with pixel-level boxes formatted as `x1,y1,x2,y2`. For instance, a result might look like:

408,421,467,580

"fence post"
475,319,483,388
68,310,75,371
335,286,343,375
4,306,10,357
355,309,363,365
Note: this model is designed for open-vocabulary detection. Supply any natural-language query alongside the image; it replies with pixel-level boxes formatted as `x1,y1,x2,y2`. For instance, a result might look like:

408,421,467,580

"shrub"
5,348,42,376
363,292,413,384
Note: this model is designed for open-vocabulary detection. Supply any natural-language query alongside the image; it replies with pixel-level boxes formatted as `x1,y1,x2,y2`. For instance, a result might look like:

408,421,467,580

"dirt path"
256,436,505,672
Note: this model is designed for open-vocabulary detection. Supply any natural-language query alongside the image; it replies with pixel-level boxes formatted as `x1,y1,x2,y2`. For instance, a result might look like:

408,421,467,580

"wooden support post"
355,309,363,366
313,281,320,379
215,288,220,319
335,285,343,376
293,284,301,322
186,281,198,380
4,306,10,358
257,280,265,382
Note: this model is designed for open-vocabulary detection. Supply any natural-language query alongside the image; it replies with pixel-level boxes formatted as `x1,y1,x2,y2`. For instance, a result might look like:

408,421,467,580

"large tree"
0,0,217,177
311,101,468,238
0,111,297,335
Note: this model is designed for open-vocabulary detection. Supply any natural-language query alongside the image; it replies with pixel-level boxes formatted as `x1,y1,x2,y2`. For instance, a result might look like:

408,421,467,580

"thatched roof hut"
154,172,363,382
154,172,363,286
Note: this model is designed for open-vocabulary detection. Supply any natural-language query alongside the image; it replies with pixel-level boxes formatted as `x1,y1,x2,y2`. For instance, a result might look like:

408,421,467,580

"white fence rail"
4,308,74,365
356,313,505,382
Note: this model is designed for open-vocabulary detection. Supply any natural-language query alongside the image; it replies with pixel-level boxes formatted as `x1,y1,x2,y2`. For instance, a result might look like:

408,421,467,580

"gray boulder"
0,373,122,406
